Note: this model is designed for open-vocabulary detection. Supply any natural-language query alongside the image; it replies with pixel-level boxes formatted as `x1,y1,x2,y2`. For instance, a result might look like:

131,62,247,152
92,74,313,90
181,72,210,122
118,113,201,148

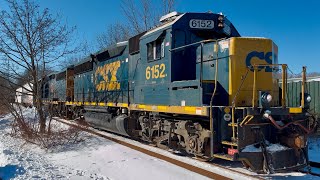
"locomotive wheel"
187,136,198,153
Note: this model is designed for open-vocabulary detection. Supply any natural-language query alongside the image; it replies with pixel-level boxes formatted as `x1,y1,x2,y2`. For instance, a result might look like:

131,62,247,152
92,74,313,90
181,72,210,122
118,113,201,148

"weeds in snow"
8,104,85,149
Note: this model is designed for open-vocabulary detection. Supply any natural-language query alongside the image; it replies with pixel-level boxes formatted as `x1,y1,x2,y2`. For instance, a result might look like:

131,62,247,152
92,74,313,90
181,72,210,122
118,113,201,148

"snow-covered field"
0,107,319,179
0,108,212,180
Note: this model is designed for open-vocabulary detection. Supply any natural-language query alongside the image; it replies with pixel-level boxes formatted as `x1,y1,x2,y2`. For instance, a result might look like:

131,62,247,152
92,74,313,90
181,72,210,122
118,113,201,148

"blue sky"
1,0,319,73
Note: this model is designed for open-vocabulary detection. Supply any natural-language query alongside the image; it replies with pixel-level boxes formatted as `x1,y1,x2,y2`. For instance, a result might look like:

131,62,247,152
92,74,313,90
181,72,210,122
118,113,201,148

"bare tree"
0,0,76,133
307,72,320,77
0,74,14,115
97,23,131,49
286,71,320,78
121,0,175,34
97,0,175,49
59,40,95,68
162,0,175,15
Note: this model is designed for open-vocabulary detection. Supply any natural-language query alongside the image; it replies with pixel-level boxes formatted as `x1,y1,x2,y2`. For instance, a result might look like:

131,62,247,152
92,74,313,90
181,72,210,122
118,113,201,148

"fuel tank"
84,109,130,137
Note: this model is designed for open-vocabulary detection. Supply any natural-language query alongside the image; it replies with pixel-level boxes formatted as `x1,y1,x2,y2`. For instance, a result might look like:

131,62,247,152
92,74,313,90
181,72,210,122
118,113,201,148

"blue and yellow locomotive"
42,12,316,173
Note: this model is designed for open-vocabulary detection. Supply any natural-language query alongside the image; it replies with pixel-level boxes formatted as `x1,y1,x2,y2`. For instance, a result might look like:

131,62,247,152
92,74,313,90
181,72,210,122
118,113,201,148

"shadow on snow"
0,164,25,180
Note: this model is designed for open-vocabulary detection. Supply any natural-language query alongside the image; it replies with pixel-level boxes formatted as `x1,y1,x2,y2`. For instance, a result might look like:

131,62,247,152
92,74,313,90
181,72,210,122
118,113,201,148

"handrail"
252,67,258,107
301,66,306,108
250,64,288,108
173,38,227,157
239,115,254,127
266,114,315,134
232,64,289,108
281,64,287,108
209,40,219,157
169,38,227,52
231,68,250,107
169,39,217,52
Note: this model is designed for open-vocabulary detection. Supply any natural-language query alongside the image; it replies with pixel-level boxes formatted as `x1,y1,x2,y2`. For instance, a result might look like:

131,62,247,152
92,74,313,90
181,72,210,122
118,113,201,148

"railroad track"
53,117,262,180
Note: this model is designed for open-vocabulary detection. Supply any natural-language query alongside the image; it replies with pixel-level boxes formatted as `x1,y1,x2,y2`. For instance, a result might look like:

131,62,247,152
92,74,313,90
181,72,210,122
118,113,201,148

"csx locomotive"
41,12,316,173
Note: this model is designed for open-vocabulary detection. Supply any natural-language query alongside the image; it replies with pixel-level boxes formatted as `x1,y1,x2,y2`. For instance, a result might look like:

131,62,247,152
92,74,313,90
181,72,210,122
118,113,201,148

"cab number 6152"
146,64,166,80
189,19,214,29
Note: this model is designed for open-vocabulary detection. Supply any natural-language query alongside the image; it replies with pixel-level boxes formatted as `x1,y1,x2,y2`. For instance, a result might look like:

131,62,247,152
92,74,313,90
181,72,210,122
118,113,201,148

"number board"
145,63,166,80
189,19,214,29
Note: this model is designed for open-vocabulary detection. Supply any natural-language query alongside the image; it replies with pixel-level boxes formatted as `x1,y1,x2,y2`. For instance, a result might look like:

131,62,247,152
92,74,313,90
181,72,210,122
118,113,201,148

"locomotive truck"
41,12,316,173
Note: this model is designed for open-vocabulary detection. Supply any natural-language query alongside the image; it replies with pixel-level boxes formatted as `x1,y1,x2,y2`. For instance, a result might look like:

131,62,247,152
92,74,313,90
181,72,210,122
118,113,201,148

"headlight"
261,92,272,103
306,95,312,103
266,94,272,102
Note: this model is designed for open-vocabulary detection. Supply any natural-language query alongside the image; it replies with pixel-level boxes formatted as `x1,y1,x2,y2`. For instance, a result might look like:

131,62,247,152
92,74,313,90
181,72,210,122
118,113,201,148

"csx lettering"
95,61,121,91
246,51,277,72
146,64,166,80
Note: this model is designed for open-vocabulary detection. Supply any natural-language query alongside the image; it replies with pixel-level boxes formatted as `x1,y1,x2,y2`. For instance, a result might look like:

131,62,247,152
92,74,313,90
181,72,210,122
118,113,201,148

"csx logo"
95,61,121,91
245,51,278,72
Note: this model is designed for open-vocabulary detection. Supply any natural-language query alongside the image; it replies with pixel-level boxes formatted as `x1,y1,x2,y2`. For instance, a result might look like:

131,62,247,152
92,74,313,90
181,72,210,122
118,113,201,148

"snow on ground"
309,136,320,162
0,106,318,179
308,136,320,175
58,119,318,180
0,107,211,180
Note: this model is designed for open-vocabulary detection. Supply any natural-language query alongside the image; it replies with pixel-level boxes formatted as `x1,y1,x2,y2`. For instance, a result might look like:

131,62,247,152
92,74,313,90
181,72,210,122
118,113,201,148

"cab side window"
147,35,165,62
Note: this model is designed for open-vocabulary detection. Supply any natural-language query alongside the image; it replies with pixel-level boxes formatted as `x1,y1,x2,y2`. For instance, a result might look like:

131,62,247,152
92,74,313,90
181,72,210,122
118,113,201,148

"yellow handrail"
301,66,306,108
281,64,287,108
232,107,235,139
250,64,288,108
252,67,258,107
240,115,254,127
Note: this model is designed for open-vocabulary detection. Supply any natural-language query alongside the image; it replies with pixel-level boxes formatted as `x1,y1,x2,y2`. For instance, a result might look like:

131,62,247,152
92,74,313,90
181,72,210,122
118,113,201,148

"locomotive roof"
141,12,240,39
66,12,241,72
72,41,128,67
94,41,128,56
142,13,184,37
72,56,91,67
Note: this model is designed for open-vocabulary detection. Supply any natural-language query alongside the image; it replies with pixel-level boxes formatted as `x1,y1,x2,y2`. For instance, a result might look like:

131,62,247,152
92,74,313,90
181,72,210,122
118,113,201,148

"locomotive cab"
132,12,315,173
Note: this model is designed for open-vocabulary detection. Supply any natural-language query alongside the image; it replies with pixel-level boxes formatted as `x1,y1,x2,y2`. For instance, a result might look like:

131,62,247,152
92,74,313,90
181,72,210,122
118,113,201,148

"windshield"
190,31,227,43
